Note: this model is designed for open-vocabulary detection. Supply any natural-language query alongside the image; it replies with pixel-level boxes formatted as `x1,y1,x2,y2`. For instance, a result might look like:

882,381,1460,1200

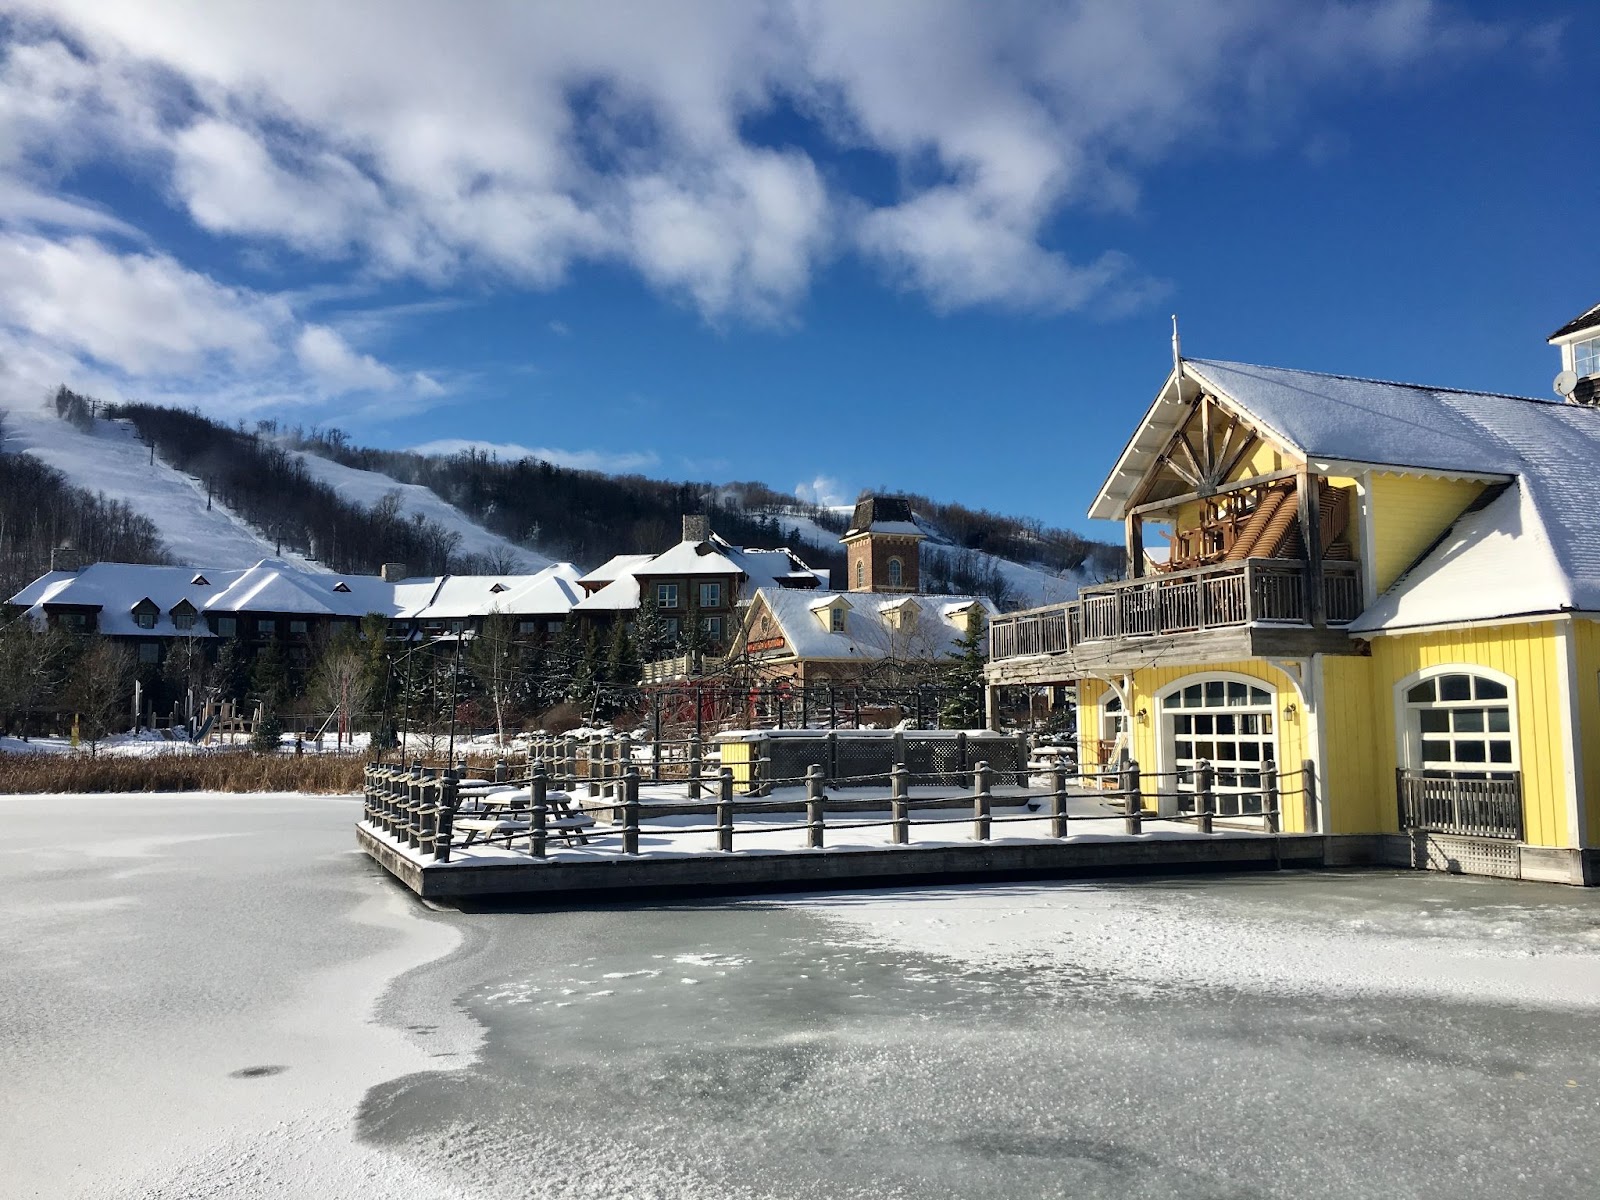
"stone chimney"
50,547,88,573
380,562,408,583
682,514,710,544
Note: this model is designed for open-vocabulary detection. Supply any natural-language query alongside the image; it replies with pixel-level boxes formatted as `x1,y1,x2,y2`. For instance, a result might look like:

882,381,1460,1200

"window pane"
1489,741,1513,764
1487,708,1511,733
1455,741,1487,763
1184,684,1202,706
1475,678,1508,700
1174,715,1192,733
1439,674,1472,701
1420,710,1449,733
1216,714,1236,735
1175,741,1193,758
1194,715,1214,734
1217,743,1238,762
1249,687,1270,705
1227,682,1247,705
1406,681,1435,703
1205,681,1224,706
1239,742,1260,762
1421,742,1449,763
1239,714,1258,735
1453,709,1485,733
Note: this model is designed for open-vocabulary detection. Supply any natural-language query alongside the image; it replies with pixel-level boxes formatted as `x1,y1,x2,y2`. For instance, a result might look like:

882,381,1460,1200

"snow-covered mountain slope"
2,406,315,569
289,449,552,572
765,506,1093,608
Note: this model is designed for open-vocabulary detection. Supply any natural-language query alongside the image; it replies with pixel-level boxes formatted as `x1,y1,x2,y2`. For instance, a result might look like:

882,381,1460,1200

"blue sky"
0,1,1592,541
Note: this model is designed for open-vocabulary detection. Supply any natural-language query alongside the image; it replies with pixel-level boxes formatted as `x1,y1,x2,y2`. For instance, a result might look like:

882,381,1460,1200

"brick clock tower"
842,495,924,594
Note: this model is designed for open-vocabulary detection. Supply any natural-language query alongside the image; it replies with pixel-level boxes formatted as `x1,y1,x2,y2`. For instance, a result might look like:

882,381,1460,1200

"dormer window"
1576,336,1600,379
131,598,159,630
490,583,508,594
190,573,209,586
333,581,351,593
831,607,846,633
171,601,197,632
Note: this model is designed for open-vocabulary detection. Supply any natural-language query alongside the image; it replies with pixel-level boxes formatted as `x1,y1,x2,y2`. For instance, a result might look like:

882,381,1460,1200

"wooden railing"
988,558,1362,661
1397,769,1523,841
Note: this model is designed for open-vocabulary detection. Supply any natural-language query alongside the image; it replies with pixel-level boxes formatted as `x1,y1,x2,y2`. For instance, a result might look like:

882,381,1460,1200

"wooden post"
1126,513,1144,581
1122,758,1143,835
435,773,457,863
493,757,507,784
531,763,548,857
587,739,599,798
419,774,438,856
1296,466,1326,628
956,730,969,776
717,767,734,853
622,768,640,855
973,760,993,841
805,764,825,849
1196,760,1215,835
891,762,910,845
1051,764,1069,838
651,692,663,783
1262,759,1280,834
1013,731,1030,788
825,730,838,783
687,735,703,800
1302,758,1320,833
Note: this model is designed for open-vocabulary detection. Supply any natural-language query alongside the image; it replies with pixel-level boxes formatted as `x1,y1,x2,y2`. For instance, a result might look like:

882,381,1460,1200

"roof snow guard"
843,495,924,540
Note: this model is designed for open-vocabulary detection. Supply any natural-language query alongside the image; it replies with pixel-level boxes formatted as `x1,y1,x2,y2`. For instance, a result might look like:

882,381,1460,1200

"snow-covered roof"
411,563,582,620
631,538,745,578
741,587,995,662
570,572,642,612
1093,358,1600,631
571,534,824,612
577,554,655,588
7,558,586,631
843,496,925,540
1549,302,1600,343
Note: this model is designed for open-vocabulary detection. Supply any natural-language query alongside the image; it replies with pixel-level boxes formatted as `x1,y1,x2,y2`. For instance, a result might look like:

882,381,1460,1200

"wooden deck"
986,558,1362,681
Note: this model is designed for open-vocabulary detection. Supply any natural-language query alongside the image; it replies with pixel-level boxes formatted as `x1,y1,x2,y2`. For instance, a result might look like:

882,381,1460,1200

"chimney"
50,547,88,573
682,514,710,544
380,562,408,583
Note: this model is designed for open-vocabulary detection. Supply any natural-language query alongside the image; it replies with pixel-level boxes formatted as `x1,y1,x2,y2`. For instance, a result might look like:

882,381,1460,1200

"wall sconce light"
1135,705,1149,724
1283,702,1299,723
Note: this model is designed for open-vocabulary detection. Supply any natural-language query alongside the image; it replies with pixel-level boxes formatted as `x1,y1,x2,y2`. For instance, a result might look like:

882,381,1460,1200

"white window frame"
1156,672,1280,820
1393,664,1518,778
830,606,846,633
887,557,903,588
657,582,679,609
1575,335,1600,379
699,581,722,609
701,615,723,639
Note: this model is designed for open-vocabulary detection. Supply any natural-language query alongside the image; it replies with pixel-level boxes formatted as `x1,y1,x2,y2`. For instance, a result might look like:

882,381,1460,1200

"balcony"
986,558,1362,679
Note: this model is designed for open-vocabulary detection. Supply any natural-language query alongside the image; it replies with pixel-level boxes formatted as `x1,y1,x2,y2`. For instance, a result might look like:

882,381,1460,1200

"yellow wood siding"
1079,662,1312,832
1571,618,1600,843
1367,473,1485,594
1364,622,1570,846
1317,655,1383,834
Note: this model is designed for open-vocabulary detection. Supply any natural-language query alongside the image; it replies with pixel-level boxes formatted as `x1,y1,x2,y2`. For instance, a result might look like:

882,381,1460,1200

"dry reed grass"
0,750,369,795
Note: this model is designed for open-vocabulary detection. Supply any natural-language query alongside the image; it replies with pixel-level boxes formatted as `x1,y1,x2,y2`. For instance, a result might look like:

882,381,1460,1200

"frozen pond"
3,792,1599,1198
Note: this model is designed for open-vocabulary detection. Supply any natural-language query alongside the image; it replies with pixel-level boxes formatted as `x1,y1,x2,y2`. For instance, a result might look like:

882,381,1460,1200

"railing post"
1195,760,1215,834
956,731,969,776
622,768,640,855
531,763,548,858
1051,764,1068,838
1262,758,1280,834
687,735,703,800
973,760,993,841
891,762,910,844
1302,759,1319,832
826,730,838,783
805,763,825,849
494,757,507,784
420,773,438,856
1013,731,1030,787
717,767,734,853
1122,758,1143,835
587,739,600,798
435,773,457,863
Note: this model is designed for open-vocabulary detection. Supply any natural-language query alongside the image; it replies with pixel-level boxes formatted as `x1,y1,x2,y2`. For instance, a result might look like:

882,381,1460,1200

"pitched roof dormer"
808,593,852,631
190,573,210,586
1550,301,1600,406
333,581,351,593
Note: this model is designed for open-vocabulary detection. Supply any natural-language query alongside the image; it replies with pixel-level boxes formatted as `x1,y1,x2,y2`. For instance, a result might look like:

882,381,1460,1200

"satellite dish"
1555,370,1579,397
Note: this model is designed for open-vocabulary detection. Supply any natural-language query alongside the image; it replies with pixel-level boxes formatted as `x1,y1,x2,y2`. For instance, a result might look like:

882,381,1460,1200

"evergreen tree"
939,609,988,729
632,593,670,664
567,625,603,714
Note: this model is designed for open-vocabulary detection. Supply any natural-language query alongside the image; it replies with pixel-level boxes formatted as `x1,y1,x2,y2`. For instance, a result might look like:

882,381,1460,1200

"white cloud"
0,0,1511,323
294,324,399,394
795,474,849,508
410,437,659,475
0,231,442,416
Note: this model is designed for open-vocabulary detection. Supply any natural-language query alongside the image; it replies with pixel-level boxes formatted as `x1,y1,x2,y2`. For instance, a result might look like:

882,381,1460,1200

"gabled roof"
1095,358,1600,631
1549,302,1600,343
411,563,582,620
741,587,996,662
577,553,655,588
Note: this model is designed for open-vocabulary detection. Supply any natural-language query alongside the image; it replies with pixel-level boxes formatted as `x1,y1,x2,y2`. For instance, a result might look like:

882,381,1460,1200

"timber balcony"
986,558,1363,680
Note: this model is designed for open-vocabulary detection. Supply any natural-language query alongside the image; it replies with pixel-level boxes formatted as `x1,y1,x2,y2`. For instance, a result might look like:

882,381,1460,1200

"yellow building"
988,309,1600,884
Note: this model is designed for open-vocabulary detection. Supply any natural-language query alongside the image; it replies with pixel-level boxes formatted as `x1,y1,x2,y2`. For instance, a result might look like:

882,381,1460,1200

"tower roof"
843,495,923,539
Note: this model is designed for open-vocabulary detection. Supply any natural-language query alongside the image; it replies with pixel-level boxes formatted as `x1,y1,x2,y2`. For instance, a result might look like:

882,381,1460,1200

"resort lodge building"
987,303,1600,885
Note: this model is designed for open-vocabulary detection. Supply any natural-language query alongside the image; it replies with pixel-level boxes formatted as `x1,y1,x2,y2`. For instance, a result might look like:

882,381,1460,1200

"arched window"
1097,689,1128,766
855,559,864,588
1401,670,1515,778
1160,676,1277,818
887,557,903,588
